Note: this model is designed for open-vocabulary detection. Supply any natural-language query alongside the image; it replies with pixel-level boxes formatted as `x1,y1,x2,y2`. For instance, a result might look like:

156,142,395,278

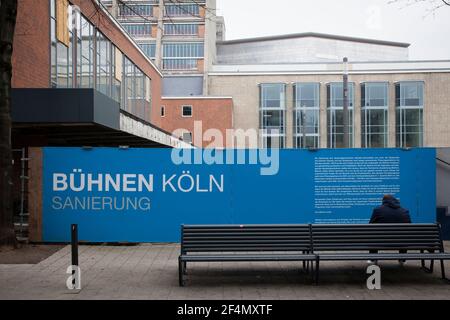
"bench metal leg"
314,257,320,285
422,260,435,273
304,260,310,274
440,260,450,283
420,250,425,269
178,258,185,287
183,261,187,275
420,250,435,274
302,251,306,272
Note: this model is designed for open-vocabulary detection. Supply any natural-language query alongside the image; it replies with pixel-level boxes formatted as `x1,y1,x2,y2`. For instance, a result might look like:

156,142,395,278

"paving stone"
1,243,449,300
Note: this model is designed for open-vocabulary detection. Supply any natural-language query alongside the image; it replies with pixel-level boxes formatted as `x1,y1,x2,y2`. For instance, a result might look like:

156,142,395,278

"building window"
327,82,355,148
396,81,424,147
361,82,389,148
164,23,199,36
182,105,192,117
50,3,152,123
52,2,73,88
162,42,204,70
165,4,199,17
122,24,152,37
161,106,165,117
122,57,152,123
294,83,320,148
119,4,153,17
96,31,112,97
112,47,123,104
78,15,95,89
260,84,286,148
139,42,156,59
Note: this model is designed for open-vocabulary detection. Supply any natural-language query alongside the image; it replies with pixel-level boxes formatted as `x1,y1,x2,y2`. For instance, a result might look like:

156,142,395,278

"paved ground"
0,243,449,300
0,244,65,264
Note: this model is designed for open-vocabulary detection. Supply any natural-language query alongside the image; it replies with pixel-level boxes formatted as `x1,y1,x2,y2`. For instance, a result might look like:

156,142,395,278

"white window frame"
182,105,193,117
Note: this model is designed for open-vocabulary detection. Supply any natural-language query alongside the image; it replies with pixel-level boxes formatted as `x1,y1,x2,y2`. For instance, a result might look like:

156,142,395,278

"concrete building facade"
101,0,220,96
208,61,450,149
217,33,410,65
201,34,450,150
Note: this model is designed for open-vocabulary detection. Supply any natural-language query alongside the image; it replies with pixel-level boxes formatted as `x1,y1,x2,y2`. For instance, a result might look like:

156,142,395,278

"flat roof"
217,32,410,48
162,96,233,100
209,60,450,76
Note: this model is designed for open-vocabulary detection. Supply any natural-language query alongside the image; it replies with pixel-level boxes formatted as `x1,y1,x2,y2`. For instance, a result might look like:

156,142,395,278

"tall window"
294,83,320,148
163,42,204,70
119,4,153,17
165,4,199,17
327,82,355,148
164,23,199,36
260,84,286,148
96,31,111,97
50,0,57,86
122,57,152,122
123,24,152,37
361,82,389,148
51,3,73,88
396,81,424,147
78,15,94,89
139,42,156,59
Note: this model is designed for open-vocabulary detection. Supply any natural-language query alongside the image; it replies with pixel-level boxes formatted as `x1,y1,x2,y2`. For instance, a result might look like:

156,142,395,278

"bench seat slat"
318,253,450,261
180,254,316,262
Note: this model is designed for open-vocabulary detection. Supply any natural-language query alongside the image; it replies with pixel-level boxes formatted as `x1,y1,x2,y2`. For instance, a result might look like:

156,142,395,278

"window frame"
182,105,193,117
293,83,320,149
395,81,424,148
50,4,153,123
259,83,286,148
326,82,355,148
361,82,389,148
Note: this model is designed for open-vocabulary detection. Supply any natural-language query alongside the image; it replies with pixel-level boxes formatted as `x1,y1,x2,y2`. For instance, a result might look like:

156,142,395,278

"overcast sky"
216,0,450,60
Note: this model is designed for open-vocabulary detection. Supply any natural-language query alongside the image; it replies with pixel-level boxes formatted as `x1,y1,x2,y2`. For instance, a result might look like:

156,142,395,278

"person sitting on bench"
368,194,411,265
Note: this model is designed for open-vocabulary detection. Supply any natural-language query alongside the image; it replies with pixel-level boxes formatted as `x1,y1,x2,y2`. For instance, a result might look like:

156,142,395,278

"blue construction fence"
41,147,436,242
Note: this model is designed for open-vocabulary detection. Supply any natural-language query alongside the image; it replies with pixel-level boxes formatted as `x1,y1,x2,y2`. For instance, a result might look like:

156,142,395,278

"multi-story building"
101,0,219,96
99,0,234,146
207,33,450,150
12,0,191,149
10,0,193,239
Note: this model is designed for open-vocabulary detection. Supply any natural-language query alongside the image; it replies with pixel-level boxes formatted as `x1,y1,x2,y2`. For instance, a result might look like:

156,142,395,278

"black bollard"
71,224,78,267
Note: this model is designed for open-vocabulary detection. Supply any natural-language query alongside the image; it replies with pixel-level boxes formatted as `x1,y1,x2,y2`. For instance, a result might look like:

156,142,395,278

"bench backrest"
181,224,312,254
311,223,444,252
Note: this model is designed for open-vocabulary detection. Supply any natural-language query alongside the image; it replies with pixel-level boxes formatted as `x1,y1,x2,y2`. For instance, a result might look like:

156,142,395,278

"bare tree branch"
388,0,450,17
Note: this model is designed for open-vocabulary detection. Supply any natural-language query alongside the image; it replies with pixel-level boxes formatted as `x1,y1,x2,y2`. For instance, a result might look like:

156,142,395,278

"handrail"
437,157,450,167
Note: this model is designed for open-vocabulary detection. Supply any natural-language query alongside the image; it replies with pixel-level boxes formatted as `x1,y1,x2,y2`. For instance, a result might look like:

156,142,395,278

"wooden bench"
178,224,316,286
311,223,450,284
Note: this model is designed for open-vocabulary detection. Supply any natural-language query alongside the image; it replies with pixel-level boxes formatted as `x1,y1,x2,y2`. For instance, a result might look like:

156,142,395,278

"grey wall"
162,76,204,96
217,37,409,64
12,88,120,129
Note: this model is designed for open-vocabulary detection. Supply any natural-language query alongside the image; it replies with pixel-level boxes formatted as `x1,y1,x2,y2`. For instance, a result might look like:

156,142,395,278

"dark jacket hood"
382,197,401,209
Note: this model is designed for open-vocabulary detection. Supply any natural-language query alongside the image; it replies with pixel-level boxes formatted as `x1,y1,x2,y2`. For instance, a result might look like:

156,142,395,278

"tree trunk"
0,0,18,247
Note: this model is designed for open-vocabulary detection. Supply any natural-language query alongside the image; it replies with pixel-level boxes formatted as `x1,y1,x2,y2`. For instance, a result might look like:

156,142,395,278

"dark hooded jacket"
369,197,411,224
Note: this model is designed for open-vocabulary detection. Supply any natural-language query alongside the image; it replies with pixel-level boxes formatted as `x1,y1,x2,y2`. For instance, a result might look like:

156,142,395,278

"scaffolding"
13,148,29,242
